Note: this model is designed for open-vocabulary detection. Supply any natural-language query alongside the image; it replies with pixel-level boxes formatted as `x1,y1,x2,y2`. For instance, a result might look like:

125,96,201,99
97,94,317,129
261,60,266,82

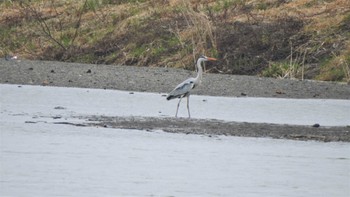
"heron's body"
166,55,216,118
166,77,196,100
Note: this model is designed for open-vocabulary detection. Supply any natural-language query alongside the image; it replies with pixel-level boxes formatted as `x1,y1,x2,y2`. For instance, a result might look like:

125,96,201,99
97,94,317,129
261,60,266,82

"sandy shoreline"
1,59,350,142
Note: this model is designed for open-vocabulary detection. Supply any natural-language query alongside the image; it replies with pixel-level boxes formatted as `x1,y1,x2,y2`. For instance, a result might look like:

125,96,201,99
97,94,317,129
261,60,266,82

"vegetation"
1,0,349,82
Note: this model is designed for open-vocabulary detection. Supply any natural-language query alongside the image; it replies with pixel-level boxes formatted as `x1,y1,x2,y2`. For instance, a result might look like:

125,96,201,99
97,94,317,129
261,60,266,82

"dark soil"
1,59,350,142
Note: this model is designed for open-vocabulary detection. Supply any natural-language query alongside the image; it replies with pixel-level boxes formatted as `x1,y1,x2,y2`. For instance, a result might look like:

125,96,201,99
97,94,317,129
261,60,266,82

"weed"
256,2,268,10
316,43,350,82
1,0,349,81
178,1,218,66
262,62,289,78
1,0,15,7
304,0,319,8
212,0,238,12
86,0,101,12
131,44,148,58
71,53,96,63
262,61,302,79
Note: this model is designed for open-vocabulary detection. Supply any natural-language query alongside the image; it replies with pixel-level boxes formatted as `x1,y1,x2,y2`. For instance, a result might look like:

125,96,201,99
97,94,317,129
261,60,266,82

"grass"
316,41,350,82
1,0,350,82
262,61,303,79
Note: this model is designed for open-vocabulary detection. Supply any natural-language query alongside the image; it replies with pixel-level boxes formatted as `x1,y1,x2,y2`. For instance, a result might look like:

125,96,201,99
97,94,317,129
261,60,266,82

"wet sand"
81,116,349,142
1,59,350,142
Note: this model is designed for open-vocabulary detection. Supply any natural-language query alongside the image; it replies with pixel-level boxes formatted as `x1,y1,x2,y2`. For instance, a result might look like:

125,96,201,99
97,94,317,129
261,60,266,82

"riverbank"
1,59,349,142
1,59,350,99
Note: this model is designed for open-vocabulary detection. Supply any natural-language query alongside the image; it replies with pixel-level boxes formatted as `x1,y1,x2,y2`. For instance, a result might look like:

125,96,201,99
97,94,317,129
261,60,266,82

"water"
1,122,349,196
1,84,349,126
1,84,350,196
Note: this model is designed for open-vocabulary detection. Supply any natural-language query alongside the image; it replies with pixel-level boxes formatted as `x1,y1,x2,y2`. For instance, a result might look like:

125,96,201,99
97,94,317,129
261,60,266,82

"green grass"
316,53,350,82
262,61,301,79
1,0,349,81
131,44,147,58
71,53,96,63
86,0,102,12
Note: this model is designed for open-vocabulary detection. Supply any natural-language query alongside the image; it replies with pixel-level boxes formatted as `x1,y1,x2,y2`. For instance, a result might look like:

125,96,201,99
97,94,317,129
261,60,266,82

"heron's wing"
167,78,195,100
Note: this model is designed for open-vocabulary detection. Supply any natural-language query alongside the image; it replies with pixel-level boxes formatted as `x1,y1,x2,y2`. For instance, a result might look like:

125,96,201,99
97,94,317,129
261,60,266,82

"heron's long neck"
195,59,203,84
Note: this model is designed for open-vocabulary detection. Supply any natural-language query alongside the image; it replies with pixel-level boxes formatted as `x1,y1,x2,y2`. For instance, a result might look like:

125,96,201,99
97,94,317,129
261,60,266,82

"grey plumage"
166,55,217,118
166,78,196,100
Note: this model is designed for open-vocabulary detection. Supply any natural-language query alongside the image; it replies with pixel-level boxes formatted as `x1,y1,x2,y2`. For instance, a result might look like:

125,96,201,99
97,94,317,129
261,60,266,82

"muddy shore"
1,59,350,142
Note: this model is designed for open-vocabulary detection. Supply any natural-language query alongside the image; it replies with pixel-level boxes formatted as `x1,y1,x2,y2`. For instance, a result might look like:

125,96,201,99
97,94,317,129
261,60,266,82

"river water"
1,84,349,126
1,84,350,196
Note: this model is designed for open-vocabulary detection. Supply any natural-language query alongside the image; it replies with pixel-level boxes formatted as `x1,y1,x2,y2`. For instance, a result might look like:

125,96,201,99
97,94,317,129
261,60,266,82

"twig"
20,3,67,51
289,41,293,78
70,0,88,47
301,49,307,81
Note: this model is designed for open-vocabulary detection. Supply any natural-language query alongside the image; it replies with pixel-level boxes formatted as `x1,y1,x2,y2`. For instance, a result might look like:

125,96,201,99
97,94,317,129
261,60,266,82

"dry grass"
170,1,217,69
316,41,350,82
1,0,350,81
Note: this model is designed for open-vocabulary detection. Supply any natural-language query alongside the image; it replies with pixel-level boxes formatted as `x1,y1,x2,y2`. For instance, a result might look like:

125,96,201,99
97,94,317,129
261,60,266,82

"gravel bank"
1,59,349,99
1,59,349,142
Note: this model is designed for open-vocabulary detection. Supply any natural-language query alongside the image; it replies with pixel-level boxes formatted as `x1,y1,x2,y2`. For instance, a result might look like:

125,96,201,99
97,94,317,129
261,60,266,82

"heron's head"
199,55,217,62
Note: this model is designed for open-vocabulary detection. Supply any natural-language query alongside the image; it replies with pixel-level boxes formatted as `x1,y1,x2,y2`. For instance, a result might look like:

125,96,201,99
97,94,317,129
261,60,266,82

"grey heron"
166,55,217,118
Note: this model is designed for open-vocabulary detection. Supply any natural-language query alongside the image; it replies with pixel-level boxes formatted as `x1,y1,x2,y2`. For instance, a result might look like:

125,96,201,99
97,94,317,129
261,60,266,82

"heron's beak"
207,57,217,61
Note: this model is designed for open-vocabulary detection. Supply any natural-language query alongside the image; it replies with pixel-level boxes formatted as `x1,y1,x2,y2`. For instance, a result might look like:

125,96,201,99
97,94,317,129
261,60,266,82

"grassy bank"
1,0,349,82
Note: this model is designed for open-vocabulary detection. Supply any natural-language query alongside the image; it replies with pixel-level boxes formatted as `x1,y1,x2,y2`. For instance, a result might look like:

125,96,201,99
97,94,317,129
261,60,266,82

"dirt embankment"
1,59,350,142
1,59,350,99
2,1,350,82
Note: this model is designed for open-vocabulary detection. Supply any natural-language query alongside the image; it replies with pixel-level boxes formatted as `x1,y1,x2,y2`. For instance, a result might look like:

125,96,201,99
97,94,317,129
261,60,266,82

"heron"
166,55,217,118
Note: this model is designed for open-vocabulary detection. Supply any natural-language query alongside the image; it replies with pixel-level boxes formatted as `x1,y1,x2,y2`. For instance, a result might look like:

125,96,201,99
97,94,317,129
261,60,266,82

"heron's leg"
186,95,191,118
175,97,182,118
